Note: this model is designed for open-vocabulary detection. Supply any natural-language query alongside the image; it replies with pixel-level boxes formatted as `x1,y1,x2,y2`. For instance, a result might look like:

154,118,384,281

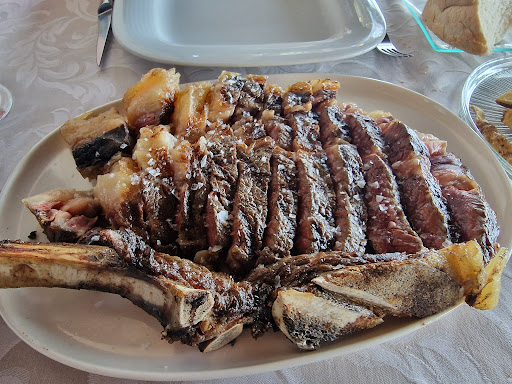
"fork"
376,34,413,57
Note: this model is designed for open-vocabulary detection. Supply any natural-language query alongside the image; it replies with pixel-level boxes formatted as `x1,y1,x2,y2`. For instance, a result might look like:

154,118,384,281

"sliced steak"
345,115,422,254
288,112,323,152
283,81,322,152
317,98,351,147
257,147,298,265
324,143,367,254
362,154,423,254
204,132,239,256
345,113,387,160
261,84,284,116
294,150,338,254
430,153,499,262
382,120,451,249
261,110,294,151
174,138,213,255
232,74,267,122
227,137,274,276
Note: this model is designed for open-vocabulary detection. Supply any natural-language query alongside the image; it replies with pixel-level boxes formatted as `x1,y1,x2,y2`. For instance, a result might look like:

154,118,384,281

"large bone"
313,258,464,318
0,241,214,329
272,289,383,350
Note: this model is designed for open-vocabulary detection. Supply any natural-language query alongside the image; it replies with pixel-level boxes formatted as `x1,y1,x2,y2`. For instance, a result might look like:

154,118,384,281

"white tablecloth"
0,1,511,383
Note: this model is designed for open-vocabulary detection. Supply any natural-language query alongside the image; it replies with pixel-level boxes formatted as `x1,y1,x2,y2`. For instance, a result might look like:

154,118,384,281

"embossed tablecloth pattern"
0,1,511,383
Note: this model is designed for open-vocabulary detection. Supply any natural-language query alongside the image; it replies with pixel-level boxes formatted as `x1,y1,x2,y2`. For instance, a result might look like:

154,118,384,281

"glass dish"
402,0,512,53
460,56,512,177
112,0,386,66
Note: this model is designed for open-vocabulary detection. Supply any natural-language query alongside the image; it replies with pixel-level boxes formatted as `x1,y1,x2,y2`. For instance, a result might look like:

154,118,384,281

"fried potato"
472,247,510,310
496,89,512,108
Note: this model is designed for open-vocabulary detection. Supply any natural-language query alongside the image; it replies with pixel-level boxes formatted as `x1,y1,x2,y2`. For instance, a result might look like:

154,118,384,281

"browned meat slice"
207,71,245,124
23,189,103,243
260,109,294,151
324,143,367,254
227,137,274,276
345,113,387,160
175,137,212,255
131,126,182,251
317,98,351,146
122,68,180,129
257,147,298,265
430,153,499,262
294,150,337,254
261,84,284,116
231,74,267,122
345,114,422,254
288,112,323,152
169,140,199,255
362,154,423,254
430,153,478,190
283,81,322,152
204,132,239,256
382,120,451,249
139,176,178,253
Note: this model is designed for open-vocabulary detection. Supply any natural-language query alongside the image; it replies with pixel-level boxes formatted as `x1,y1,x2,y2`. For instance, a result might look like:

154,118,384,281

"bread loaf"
422,0,512,55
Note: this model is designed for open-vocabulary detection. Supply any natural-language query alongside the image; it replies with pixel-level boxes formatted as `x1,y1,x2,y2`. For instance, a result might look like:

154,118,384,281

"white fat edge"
313,276,397,312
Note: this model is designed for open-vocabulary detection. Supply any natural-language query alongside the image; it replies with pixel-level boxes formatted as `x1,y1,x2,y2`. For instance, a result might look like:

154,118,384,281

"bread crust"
422,0,511,55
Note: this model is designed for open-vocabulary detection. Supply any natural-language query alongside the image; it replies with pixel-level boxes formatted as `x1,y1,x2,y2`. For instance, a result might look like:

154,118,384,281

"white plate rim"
0,74,511,381
111,0,386,67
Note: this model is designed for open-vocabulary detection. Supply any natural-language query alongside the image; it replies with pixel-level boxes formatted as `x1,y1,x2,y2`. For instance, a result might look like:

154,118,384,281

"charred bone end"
197,322,244,353
271,289,383,350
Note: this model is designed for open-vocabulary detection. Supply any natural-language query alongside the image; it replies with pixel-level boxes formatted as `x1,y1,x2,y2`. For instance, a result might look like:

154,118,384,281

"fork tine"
376,34,413,57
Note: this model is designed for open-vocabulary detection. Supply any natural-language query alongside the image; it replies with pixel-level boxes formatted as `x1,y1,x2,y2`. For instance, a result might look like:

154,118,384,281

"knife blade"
97,0,113,66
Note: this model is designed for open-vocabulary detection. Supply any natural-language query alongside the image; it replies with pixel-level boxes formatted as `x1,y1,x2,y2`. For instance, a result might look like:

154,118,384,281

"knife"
97,0,113,66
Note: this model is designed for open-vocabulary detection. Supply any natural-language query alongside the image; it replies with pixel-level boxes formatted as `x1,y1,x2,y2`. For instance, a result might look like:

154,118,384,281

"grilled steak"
317,98,351,147
227,137,274,276
204,131,239,262
232,74,267,122
6,71,504,354
381,120,451,249
430,153,498,262
345,114,423,254
294,150,338,254
257,147,298,265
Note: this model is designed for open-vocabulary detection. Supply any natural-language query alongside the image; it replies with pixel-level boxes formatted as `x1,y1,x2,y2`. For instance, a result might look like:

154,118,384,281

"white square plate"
112,0,386,66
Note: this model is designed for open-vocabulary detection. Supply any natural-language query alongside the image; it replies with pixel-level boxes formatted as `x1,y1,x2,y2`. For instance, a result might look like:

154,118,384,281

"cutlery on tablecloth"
97,0,113,66
376,34,413,57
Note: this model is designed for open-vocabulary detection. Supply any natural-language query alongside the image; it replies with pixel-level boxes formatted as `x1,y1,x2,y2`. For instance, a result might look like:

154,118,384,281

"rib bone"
0,241,214,330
